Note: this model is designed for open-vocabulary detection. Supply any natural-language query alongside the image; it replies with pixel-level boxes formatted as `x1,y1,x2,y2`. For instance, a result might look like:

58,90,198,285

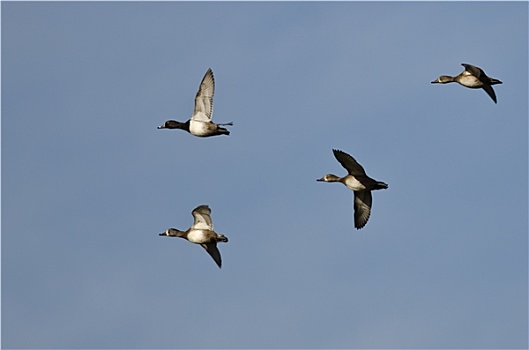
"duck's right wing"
481,85,498,104
192,68,215,122
191,205,214,230
353,191,372,229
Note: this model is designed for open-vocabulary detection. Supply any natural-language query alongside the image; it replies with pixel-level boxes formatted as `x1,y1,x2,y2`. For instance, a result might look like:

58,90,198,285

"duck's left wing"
191,205,214,230
333,149,367,176
192,68,215,122
201,243,222,268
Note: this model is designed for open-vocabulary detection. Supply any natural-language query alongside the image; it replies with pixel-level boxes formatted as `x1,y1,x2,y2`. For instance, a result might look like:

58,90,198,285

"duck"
317,149,388,229
158,68,232,136
159,205,228,268
431,63,502,103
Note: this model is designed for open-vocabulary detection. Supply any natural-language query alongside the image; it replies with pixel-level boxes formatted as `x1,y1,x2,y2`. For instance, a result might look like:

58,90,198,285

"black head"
157,120,189,130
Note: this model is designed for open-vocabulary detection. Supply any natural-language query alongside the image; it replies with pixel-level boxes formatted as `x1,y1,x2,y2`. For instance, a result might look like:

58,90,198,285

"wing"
201,243,222,268
191,205,214,230
461,63,485,79
192,68,215,122
353,191,372,229
333,149,367,176
481,85,498,103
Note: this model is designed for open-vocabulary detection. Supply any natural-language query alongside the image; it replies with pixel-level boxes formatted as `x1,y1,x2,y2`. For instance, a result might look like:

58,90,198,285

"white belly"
186,229,209,244
344,176,365,191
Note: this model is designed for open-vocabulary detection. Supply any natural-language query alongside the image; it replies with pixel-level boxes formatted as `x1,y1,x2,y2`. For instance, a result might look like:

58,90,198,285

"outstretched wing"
192,68,215,122
481,85,498,103
333,149,367,176
353,191,372,229
461,63,485,79
191,205,214,230
201,243,222,268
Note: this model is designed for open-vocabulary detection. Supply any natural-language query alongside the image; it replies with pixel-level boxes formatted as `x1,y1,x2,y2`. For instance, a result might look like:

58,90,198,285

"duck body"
187,228,228,245
342,174,387,191
318,149,388,229
159,205,228,268
161,227,228,245
189,119,230,137
431,63,502,103
158,68,232,137
158,119,230,137
454,72,483,89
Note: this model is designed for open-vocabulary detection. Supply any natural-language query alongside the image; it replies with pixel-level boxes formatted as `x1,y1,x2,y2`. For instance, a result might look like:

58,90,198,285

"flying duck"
159,205,228,268
158,68,232,136
431,63,502,103
318,149,388,229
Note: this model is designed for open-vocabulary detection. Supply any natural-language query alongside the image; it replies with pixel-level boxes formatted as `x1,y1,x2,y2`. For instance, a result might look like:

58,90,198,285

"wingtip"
354,222,366,230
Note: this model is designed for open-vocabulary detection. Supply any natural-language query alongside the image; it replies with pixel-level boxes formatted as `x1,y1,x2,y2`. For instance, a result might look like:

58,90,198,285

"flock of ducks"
158,64,502,268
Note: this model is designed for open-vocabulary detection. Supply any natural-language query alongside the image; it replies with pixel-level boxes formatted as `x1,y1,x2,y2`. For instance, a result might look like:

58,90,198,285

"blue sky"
2,2,527,349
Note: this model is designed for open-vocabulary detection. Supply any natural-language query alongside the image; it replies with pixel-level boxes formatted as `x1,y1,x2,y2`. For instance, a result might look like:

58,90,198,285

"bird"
158,68,232,136
159,205,228,268
431,63,502,103
317,149,388,229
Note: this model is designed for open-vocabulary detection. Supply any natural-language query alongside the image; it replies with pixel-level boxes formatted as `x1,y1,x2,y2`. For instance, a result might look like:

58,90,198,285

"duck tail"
490,78,502,85
217,234,228,243
376,181,389,190
217,127,230,136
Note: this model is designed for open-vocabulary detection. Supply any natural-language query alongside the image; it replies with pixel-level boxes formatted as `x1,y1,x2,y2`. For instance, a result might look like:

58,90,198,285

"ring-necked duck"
158,68,232,136
159,205,228,268
318,149,388,229
431,63,502,103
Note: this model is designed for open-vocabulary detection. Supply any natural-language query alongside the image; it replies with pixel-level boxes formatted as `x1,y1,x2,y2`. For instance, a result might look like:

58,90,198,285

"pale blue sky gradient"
2,2,528,349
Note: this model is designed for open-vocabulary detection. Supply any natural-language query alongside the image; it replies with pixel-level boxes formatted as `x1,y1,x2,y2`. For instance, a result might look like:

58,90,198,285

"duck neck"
167,228,185,237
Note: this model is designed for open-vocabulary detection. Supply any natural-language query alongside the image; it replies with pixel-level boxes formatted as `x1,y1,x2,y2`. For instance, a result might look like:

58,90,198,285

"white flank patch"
344,177,364,191
186,230,208,244
189,121,210,136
